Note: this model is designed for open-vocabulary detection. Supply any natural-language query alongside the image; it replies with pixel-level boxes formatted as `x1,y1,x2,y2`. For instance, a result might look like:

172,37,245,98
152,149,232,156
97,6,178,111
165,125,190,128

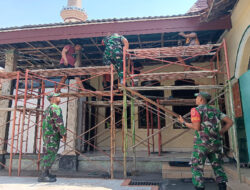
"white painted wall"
7,88,68,154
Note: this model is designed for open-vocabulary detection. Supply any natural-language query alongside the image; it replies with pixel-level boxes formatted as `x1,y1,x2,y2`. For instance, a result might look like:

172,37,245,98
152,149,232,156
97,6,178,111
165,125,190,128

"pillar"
0,49,17,167
59,46,82,171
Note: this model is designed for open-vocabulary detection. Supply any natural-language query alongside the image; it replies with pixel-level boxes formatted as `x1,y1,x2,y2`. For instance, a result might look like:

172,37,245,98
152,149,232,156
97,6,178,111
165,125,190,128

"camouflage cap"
194,92,211,101
47,92,60,101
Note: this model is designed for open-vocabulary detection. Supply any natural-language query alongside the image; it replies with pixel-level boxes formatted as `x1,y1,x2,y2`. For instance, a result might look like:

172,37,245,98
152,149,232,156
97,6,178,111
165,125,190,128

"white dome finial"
61,0,87,23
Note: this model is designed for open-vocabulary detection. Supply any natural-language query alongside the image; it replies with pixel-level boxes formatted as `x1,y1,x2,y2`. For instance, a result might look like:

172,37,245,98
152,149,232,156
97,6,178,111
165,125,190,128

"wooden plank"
131,70,217,81
29,66,111,77
86,98,196,107
0,71,20,79
127,85,224,91
128,44,220,59
159,99,196,106
120,84,179,118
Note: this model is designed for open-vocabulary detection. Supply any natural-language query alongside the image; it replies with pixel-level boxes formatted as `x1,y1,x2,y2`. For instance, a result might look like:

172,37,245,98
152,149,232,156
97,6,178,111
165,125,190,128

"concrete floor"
0,176,220,190
0,176,151,190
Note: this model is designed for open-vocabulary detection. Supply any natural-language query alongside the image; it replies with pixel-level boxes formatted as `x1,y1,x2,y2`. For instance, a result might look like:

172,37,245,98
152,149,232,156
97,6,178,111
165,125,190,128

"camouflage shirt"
42,103,66,138
103,34,125,52
191,104,226,148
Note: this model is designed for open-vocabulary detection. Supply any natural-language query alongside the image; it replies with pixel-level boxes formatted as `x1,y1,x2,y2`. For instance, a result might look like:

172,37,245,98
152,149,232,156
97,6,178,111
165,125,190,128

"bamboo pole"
146,102,150,156
25,79,33,153
223,39,241,182
122,48,127,178
9,71,20,176
37,81,45,171
15,112,22,154
33,82,42,154
151,110,154,153
110,64,114,179
157,99,162,156
130,61,137,174
18,69,29,176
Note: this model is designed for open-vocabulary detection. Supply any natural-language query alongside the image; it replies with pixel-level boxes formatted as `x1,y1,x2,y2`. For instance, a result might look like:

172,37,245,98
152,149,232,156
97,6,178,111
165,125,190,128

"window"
172,79,198,129
138,80,165,129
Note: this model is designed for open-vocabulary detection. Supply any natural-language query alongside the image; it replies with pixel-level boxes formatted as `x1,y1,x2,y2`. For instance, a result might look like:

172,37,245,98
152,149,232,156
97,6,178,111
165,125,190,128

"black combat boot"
46,170,56,178
195,187,205,190
218,182,227,190
38,170,56,182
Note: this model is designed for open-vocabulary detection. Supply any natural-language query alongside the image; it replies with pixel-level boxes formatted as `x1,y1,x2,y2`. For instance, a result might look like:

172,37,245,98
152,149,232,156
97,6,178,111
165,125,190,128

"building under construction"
1,0,250,187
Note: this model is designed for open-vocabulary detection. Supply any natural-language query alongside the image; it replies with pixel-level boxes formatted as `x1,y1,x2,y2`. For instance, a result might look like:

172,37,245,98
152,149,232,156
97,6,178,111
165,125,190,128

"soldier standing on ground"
178,92,233,190
102,33,129,84
38,92,66,182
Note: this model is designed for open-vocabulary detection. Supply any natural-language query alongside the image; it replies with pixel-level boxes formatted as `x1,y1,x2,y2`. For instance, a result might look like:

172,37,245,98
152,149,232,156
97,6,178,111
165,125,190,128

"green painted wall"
239,70,250,160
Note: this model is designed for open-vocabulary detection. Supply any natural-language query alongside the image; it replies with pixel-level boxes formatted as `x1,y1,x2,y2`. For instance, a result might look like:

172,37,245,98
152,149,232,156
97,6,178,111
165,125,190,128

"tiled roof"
187,0,208,13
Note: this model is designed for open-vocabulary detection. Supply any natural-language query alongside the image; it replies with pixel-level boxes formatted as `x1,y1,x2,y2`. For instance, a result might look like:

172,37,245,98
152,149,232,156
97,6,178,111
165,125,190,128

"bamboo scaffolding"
223,39,241,181
0,39,239,181
122,48,128,178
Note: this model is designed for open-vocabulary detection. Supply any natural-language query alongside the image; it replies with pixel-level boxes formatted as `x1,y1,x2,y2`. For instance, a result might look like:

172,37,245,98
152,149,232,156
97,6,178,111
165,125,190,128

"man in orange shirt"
56,44,85,92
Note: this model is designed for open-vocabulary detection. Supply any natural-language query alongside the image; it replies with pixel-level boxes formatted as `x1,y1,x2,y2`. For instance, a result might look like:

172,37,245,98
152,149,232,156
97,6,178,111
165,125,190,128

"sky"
0,0,197,28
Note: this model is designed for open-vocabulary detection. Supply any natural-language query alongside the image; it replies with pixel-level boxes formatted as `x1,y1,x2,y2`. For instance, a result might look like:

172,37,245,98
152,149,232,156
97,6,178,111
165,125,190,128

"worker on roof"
178,92,233,190
102,33,129,84
56,44,85,92
177,32,200,70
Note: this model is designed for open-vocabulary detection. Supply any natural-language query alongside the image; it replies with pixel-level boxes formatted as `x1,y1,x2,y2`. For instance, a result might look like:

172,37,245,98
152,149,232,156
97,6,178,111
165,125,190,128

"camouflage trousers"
103,49,123,79
191,144,228,188
40,136,60,171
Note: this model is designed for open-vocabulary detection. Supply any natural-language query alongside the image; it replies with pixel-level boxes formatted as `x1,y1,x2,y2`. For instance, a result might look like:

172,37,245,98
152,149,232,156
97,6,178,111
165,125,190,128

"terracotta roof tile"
187,0,208,13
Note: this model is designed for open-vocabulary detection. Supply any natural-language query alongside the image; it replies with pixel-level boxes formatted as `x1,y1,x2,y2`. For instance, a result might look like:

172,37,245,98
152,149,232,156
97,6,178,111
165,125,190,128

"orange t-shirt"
104,74,111,82
191,108,201,123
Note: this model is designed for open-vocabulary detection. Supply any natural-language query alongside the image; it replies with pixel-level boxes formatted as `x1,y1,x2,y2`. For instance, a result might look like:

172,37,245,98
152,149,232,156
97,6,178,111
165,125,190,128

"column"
59,46,82,171
0,49,17,167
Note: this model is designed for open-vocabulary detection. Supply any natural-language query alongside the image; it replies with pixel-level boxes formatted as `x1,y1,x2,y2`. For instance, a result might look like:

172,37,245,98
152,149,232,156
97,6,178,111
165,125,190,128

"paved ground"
0,176,220,190
0,176,151,190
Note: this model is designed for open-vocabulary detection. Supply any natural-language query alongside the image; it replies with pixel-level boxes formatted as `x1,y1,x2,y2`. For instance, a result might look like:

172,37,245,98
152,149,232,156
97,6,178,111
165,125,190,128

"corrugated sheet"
0,12,200,32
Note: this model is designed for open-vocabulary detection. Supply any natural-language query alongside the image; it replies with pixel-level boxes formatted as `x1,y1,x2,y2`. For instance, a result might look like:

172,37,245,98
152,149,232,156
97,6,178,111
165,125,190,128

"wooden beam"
0,15,232,45
131,70,217,81
138,35,142,48
29,66,111,77
85,98,196,106
46,41,62,54
25,42,53,66
127,85,224,91
161,33,164,47
90,38,103,54
159,99,196,106
14,40,180,52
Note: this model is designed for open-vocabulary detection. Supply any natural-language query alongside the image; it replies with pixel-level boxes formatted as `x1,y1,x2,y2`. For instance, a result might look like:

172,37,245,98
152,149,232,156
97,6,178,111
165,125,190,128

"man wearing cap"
38,92,66,182
178,92,233,190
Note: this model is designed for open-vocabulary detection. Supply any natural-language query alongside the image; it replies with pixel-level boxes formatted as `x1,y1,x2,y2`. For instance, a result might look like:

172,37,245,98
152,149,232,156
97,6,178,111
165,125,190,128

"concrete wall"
224,0,250,78
7,88,68,154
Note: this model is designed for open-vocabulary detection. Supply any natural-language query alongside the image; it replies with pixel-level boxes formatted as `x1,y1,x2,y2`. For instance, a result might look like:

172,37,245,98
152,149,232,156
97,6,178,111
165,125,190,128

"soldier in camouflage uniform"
38,92,66,182
178,92,233,190
102,33,129,83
